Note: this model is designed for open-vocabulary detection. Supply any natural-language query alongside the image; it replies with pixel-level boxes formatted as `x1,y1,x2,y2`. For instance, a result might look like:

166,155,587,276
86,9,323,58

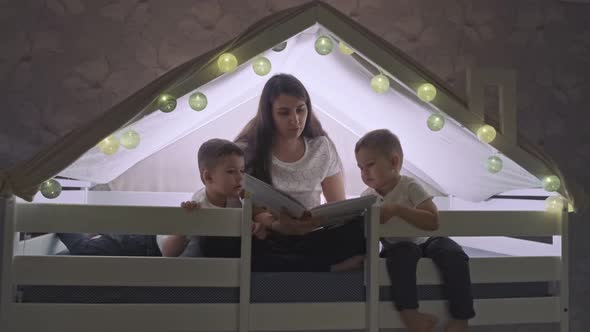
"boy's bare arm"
381,199,439,231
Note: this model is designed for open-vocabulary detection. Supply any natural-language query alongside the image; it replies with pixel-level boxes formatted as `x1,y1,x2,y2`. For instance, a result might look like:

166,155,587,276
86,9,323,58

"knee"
431,248,469,267
383,242,421,263
428,238,468,261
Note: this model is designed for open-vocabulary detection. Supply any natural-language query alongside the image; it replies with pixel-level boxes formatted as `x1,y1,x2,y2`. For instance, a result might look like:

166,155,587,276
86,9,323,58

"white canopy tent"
59,25,542,202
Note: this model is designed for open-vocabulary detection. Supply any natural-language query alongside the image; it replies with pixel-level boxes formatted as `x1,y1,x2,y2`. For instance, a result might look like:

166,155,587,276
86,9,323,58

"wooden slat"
238,198,252,332
12,255,560,288
379,297,560,327
5,298,559,332
379,256,560,285
13,256,240,287
381,211,560,237
1,197,17,323
7,303,238,332
250,302,366,331
365,206,380,332
15,204,242,236
560,211,569,332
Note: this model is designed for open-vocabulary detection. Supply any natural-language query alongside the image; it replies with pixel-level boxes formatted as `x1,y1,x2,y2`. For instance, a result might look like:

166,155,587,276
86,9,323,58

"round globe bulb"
252,56,272,76
338,41,354,55
158,94,177,113
39,179,62,199
272,42,287,52
542,175,561,192
427,114,445,131
217,53,238,73
371,74,390,94
486,156,503,173
545,195,565,213
120,130,140,149
315,36,333,55
189,92,208,111
98,135,120,155
477,125,497,143
417,83,437,102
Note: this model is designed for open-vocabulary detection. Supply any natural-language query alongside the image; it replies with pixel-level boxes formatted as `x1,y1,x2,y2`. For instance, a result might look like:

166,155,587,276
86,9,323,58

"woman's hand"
274,209,322,235
253,209,322,236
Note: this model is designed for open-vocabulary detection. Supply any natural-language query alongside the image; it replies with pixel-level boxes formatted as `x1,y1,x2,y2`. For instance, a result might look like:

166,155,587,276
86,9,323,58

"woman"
235,73,365,272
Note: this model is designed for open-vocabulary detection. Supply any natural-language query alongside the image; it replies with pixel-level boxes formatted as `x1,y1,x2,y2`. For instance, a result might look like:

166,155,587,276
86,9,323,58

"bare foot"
330,255,365,272
444,319,468,332
400,309,438,332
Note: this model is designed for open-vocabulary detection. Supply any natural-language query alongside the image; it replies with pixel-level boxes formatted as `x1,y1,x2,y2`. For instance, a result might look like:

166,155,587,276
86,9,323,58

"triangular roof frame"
0,1,586,209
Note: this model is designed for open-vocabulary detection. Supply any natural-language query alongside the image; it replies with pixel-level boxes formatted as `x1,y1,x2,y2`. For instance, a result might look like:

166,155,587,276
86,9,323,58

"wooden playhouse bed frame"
0,194,568,332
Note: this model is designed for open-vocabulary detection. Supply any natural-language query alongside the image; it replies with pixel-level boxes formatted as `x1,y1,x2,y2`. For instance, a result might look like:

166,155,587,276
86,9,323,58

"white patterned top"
271,136,342,210
361,175,432,247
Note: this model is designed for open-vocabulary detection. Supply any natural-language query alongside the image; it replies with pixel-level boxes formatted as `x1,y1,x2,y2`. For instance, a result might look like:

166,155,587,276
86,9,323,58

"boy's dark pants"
57,233,161,256
382,236,475,320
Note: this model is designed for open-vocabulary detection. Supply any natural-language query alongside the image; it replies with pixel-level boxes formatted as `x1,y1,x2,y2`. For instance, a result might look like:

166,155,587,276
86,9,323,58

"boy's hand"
180,201,201,212
251,222,268,240
380,203,399,224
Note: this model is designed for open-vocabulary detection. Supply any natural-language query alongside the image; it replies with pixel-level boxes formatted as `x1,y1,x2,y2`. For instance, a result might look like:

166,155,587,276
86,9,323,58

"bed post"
240,196,252,332
0,196,16,326
561,210,569,332
365,205,380,332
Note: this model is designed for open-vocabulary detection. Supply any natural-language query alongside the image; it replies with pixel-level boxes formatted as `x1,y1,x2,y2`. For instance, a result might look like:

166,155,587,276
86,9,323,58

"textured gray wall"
1,0,590,182
0,0,589,330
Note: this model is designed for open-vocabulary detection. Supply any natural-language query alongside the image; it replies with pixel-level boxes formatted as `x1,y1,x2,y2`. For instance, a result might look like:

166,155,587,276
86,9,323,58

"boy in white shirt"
158,138,266,257
355,129,474,332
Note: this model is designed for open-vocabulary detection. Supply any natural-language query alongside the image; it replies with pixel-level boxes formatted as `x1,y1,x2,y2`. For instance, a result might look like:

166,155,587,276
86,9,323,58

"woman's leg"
56,233,122,255
422,237,475,330
251,237,329,272
292,216,366,267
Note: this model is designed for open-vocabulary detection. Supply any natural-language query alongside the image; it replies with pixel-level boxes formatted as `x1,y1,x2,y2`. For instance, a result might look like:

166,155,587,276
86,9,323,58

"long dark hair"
235,74,327,184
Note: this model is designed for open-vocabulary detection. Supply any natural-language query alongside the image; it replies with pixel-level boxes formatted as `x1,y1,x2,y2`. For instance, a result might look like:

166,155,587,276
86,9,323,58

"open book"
243,173,376,227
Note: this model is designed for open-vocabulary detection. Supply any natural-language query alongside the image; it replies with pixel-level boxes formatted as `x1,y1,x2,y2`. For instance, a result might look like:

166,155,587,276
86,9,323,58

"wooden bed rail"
15,203,242,236
380,210,562,237
14,204,562,237
10,255,560,288
3,202,568,332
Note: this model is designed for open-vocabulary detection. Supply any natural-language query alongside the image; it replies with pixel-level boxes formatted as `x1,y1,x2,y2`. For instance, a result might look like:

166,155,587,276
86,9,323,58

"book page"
242,174,307,218
310,195,377,222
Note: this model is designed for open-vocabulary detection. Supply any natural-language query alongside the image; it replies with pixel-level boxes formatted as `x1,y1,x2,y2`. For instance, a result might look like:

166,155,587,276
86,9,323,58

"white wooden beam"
466,67,517,144
4,298,560,331
0,196,16,325
7,303,239,332
239,198,252,332
379,297,560,327
381,210,560,237
560,211,569,332
13,256,240,287
15,204,242,236
379,256,560,285
365,206,380,332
